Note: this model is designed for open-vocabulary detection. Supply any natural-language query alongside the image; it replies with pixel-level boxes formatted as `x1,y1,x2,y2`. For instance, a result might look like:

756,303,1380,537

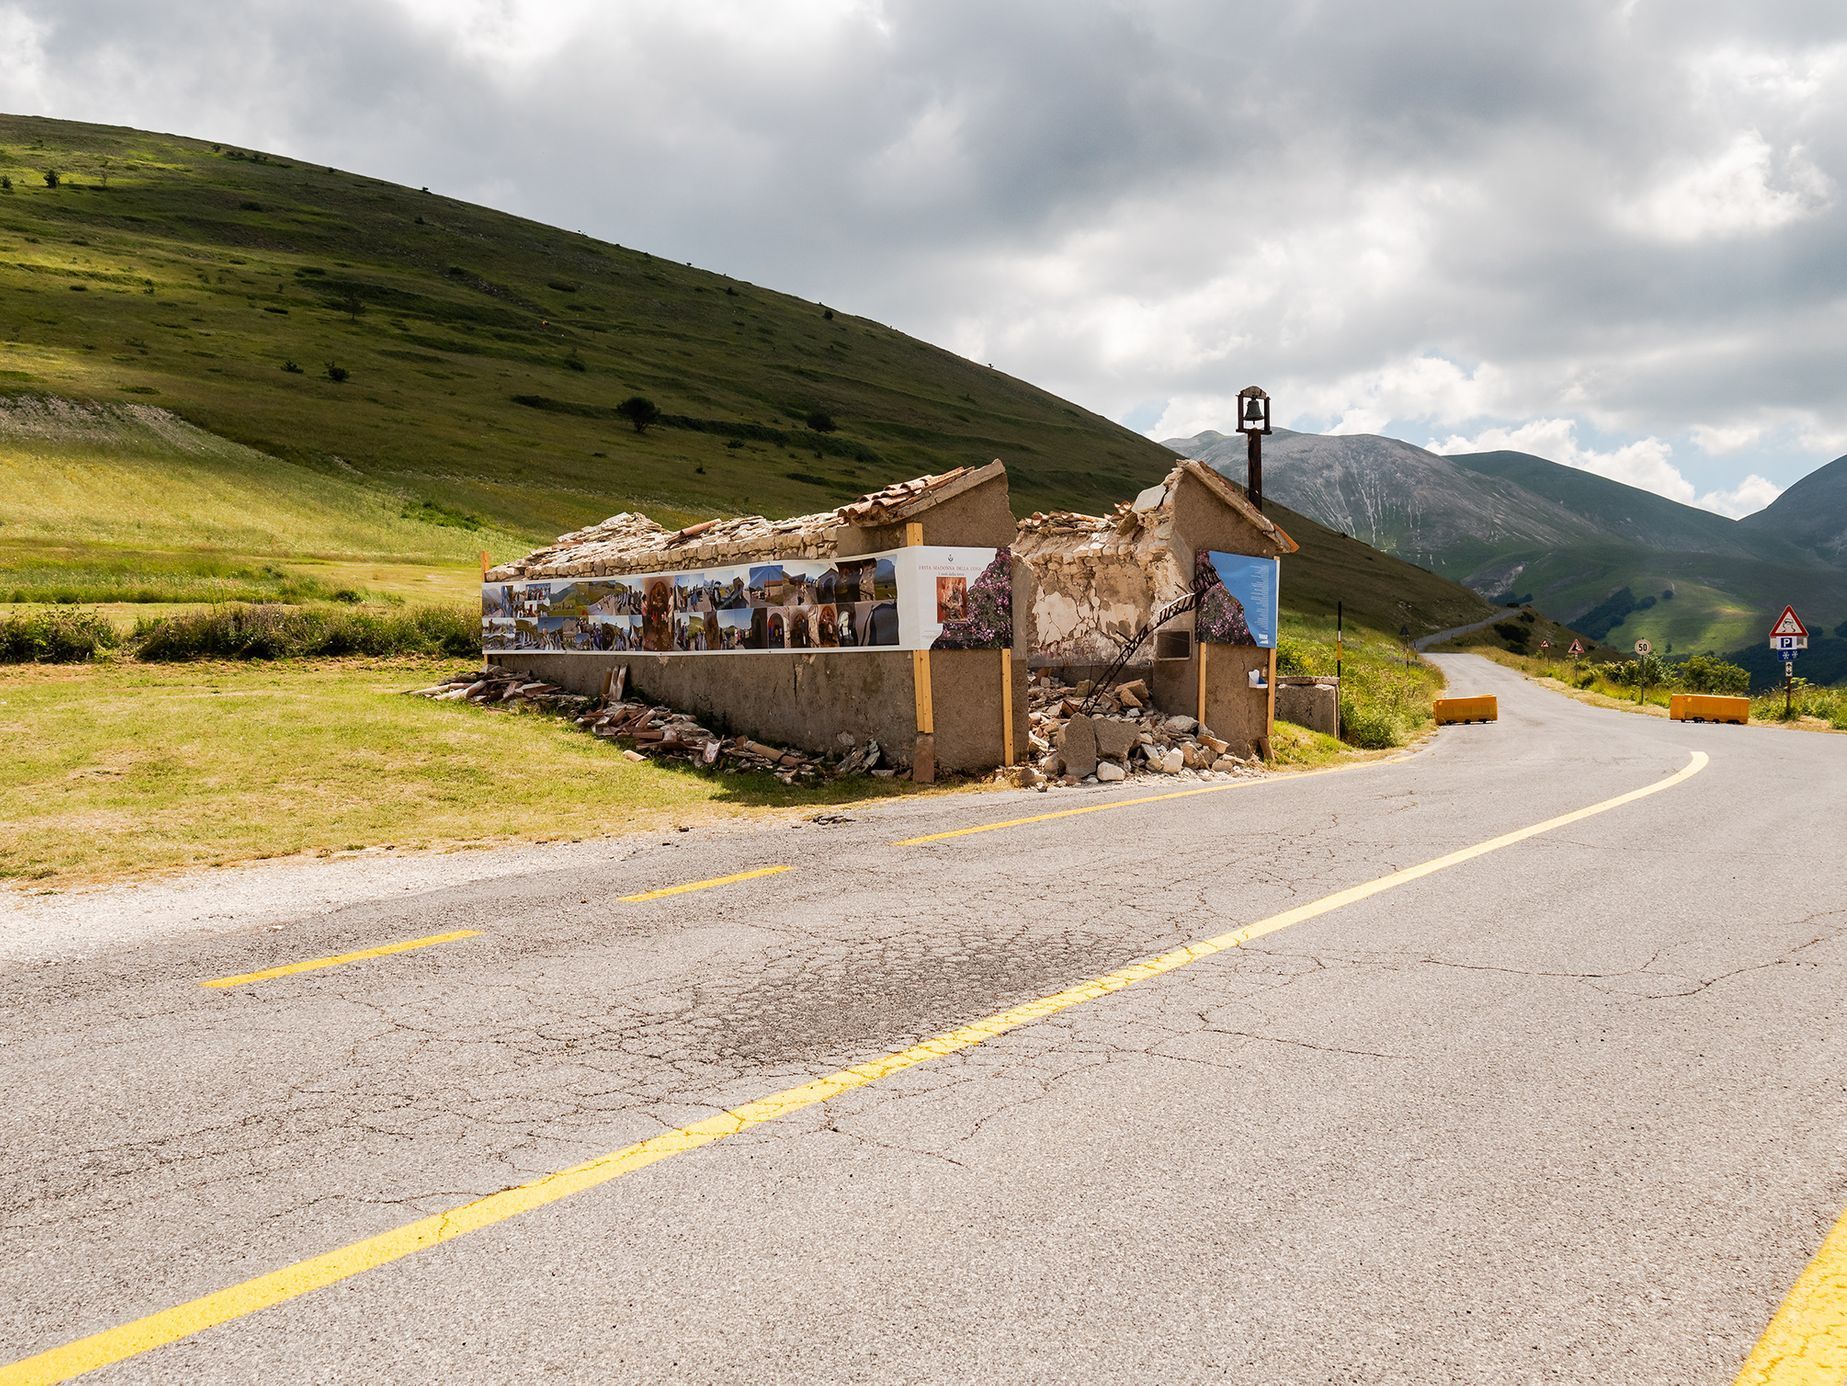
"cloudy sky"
7,0,1846,515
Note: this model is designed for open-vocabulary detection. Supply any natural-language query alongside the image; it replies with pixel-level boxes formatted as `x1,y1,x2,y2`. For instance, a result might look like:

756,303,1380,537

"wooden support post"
1265,646,1278,756
479,550,490,578
904,520,935,781
911,649,935,734
1195,641,1208,726
1000,649,1015,764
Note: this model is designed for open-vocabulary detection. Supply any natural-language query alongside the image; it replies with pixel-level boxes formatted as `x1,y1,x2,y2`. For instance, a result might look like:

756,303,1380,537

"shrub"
0,175,11,193
1274,635,1312,676
615,395,660,433
130,604,477,661
0,608,119,662
1679,654,1749,696
1338,699,1400,749
325,361,349,383
41,168,59,188
1492,619,1530,650
280,359,303,373
805,410,838,433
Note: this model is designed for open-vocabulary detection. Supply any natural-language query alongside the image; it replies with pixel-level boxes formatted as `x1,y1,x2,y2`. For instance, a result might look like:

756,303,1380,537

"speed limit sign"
1634,639,1653,657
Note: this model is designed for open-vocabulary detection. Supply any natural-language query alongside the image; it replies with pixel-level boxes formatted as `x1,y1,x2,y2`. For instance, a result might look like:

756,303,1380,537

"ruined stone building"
482,455,1302,776
1013,459,1298,756
484,461,1027,779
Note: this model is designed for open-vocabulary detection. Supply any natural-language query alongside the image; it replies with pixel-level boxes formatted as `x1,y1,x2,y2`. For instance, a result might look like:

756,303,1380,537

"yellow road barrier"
1433,695,1498,724
1670,694,1749,725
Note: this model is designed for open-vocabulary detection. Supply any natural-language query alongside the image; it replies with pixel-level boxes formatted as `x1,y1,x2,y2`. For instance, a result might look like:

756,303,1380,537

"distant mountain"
1448,450,1772,559
1162,428,1847,655
1739,454,1847,562
1164,429,1608,570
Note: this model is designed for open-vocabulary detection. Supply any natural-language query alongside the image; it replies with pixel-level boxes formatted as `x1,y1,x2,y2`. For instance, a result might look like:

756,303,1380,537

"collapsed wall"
1012,460,1298,757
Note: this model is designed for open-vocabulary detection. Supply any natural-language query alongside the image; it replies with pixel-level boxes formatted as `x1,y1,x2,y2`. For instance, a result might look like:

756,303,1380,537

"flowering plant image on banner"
1195,551,1280,649
482,546,1011,655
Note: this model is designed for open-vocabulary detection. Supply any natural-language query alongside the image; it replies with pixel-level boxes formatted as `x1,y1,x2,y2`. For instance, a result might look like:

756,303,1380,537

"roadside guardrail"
1433,695,1498,725
1669,694,1749,725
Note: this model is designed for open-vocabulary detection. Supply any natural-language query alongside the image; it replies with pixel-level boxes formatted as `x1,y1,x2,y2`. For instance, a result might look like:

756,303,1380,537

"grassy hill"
1739,453,1847,562
0,112,1493,637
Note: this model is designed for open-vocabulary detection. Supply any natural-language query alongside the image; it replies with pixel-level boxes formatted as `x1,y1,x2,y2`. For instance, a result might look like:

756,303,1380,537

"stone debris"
410,667,887,785
1012,671,1265,789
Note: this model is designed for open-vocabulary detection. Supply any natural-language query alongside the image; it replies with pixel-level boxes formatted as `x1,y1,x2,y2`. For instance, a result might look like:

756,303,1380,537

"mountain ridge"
1161,427,1847,653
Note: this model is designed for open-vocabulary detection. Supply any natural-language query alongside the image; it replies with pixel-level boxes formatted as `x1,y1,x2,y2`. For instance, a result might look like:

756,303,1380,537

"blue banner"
1198,551,1280,649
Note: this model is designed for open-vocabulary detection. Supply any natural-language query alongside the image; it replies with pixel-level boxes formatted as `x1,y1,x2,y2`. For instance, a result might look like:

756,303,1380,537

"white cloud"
1688,44,1847,106
5,0,1845,502
1690,422,1765,455
1621,131,1833,243
1695,474,1782,518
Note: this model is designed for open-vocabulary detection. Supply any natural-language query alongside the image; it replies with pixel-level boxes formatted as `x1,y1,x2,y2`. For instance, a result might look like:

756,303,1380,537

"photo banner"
483,545,1012,656
1195,551,1280,650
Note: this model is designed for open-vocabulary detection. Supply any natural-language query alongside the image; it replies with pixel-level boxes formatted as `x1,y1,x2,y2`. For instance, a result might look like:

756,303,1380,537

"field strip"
1733,1200,1847,1385
200,930,481,989
2,751,1706,1384
618,864,790,902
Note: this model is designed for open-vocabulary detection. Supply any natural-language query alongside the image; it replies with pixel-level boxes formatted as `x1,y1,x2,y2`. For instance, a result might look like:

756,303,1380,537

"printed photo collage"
482,555,901,655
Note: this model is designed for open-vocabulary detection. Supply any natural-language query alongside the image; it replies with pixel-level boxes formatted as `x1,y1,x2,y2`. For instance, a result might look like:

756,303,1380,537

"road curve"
2,654,1844,1384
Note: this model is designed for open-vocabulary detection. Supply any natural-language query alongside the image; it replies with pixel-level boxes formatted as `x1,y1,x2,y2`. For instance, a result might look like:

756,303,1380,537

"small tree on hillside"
41,168,59,188
616,395,660,434
338,289,365,322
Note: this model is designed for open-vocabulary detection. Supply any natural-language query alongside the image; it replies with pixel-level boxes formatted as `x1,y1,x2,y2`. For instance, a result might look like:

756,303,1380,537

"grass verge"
0,658,911,887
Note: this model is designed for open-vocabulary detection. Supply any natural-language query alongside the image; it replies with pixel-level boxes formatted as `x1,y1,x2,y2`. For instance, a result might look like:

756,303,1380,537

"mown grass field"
0,657,922,886
0,629,1437,886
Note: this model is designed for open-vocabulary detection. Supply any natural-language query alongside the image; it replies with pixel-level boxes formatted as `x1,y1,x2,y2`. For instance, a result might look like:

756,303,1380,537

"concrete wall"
498,649,922,759
1277,676,1340,737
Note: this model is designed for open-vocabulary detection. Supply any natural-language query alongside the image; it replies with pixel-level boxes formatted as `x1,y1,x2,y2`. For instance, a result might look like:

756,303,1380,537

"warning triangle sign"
1769,605,1808,639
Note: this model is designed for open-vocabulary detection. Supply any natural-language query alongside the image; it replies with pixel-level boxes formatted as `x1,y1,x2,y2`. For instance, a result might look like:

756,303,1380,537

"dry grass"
0,658,911,886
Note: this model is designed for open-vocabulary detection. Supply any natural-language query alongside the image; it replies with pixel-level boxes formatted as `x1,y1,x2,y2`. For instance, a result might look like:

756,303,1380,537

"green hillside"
1449,450,1775,559
1738,453,1847,562
0,112,1492,637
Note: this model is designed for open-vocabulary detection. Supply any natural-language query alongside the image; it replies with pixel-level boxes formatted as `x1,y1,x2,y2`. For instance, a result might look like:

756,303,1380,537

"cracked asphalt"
3,653,1844,1384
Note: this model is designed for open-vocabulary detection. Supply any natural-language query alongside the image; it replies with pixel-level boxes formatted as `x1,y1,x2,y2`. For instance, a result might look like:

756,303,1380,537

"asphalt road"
3,654,1844,1384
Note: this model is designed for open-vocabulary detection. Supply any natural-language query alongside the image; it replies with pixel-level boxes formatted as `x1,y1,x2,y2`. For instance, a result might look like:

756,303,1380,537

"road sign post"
1634,638,1652,704
1768,607,1808,721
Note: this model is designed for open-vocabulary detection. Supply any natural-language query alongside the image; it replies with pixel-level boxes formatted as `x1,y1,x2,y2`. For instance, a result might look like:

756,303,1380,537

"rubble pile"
1019,671,1264,788
410,667,890,784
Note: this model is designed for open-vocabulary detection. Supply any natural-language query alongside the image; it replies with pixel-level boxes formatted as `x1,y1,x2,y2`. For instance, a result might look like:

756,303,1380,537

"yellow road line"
618,864,790,903
3,752,1706,1384
1734,1202,1847,1385
200,930,481,989
895,780,1248,845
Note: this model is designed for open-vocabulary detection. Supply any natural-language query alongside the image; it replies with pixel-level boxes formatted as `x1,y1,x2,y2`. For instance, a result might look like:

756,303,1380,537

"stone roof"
488,461,1004,580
